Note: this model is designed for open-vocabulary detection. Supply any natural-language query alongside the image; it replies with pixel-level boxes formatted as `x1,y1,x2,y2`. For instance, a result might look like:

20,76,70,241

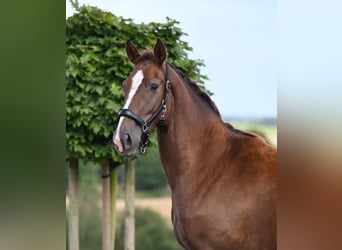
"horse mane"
135,52,221,117
168,64,221,117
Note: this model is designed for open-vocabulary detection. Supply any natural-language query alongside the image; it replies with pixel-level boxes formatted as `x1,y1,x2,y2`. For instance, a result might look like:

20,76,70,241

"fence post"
110,165,118,250
68,157,79,250
124,158,135,250
102,162,111,250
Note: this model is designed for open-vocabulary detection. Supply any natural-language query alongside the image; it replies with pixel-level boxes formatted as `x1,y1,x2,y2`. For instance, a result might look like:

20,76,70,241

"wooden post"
102,162,111,250
68,157,79,250
110,166,118,250
124,158,135,250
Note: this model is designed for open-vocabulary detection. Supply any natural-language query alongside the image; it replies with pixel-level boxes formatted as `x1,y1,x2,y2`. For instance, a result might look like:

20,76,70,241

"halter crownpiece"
118,63,171,153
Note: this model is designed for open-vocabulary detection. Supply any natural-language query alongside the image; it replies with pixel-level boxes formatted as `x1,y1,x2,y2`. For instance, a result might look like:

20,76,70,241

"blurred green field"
224,117,277,146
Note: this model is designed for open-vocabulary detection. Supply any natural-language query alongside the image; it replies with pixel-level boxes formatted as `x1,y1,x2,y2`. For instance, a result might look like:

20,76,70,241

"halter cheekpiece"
118,63,171,154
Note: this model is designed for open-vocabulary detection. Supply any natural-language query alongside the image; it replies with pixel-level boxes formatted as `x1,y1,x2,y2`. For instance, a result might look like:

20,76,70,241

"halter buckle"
160,104,167,121
166,80,171,90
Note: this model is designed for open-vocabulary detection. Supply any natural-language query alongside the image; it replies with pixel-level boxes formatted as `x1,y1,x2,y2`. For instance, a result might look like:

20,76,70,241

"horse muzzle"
113,124,142,156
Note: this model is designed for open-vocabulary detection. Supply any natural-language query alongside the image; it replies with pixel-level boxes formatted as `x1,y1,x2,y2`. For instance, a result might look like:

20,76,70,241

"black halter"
118,63,171,153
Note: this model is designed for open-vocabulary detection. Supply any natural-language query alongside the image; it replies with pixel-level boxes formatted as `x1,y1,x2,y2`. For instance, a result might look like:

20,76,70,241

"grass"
135,187,171,198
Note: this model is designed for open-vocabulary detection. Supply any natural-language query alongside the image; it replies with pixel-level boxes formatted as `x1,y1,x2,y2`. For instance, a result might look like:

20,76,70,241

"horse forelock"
135,51,156,64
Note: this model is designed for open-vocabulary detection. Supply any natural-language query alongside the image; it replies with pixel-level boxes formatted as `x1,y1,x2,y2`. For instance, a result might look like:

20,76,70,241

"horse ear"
126,39,141,64
154,38,167,65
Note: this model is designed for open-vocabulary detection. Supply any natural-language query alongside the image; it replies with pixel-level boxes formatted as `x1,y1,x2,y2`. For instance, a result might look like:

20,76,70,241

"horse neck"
157,68,230,191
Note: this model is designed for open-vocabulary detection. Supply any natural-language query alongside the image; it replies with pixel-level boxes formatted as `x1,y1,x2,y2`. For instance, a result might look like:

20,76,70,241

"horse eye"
150,83,159,92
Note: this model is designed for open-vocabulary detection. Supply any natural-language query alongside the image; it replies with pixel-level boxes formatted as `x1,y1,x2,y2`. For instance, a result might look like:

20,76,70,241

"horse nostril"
123,133,132,149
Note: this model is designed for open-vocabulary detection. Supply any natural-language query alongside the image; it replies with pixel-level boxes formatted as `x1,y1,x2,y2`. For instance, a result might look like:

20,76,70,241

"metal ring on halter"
142,123,148,133
139,133,149,154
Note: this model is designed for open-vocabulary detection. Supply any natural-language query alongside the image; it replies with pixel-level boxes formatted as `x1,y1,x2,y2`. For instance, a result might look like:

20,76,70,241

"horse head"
113,38,170,156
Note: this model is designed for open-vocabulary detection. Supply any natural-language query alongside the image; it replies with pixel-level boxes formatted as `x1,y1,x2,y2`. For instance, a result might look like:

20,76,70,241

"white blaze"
113,70,144,152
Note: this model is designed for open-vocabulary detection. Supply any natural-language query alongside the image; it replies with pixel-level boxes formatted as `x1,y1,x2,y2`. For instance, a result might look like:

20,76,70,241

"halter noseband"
118,63,171,154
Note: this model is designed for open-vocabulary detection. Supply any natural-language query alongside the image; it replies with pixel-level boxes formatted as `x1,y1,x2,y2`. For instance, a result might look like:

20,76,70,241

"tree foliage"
66,1,208,163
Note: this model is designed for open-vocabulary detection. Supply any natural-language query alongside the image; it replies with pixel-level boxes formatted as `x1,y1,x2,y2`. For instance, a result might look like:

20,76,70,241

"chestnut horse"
113,39,277,250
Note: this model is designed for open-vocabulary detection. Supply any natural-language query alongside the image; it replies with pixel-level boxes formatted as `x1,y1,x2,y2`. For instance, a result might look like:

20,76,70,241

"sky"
66,0,277,118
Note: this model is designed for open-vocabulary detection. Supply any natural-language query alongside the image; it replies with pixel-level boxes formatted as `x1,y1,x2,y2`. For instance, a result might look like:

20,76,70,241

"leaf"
105,101,120,112
93,124,101,134
94,86,104,95
74,144,86,157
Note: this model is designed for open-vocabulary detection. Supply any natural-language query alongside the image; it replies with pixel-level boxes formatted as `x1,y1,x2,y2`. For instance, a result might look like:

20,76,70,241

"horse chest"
171,194,238,249
171,202,211,249
170,188,276,250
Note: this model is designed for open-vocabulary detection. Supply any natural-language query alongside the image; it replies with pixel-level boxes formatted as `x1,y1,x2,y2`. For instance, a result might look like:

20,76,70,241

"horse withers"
113,38,277,250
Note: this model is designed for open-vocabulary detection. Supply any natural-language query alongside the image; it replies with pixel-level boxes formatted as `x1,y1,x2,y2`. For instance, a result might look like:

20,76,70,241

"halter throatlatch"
118,63,171,154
